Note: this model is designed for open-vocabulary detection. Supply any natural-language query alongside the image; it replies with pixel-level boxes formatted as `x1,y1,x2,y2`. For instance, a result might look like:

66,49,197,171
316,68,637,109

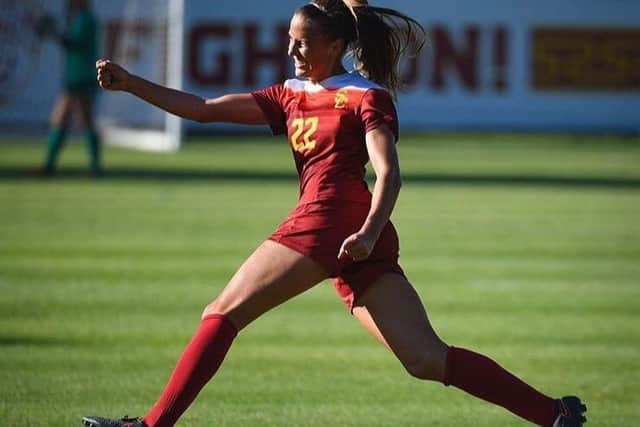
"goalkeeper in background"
35,0,101,176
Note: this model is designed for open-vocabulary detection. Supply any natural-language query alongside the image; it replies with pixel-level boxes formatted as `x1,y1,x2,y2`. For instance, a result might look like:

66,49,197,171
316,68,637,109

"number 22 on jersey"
290,117,319,153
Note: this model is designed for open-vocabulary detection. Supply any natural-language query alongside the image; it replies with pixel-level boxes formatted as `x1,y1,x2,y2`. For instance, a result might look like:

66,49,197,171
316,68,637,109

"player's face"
288,13,344,82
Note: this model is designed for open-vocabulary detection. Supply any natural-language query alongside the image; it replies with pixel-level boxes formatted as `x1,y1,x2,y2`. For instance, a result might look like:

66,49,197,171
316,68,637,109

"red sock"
143,314,238,427
444,346,557,426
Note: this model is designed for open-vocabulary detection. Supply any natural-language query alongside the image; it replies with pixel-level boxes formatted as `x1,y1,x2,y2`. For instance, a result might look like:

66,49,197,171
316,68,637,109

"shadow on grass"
1,166,640,189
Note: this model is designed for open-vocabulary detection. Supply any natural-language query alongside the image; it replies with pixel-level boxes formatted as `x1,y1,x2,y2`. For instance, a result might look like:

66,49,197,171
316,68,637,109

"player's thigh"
49,95,73,126
204,240,328,330
353,273,449,381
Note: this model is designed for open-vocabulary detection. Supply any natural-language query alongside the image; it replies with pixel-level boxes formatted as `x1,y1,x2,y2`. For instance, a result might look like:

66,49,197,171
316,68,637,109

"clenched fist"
96,59,130,91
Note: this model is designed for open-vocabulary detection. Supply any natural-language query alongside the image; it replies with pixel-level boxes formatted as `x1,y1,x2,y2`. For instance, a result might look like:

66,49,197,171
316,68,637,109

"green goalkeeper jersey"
62,8,99,89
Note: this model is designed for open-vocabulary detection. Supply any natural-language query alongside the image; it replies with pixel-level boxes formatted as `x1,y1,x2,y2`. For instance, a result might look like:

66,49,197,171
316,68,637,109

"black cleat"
552,396,587,427
82,415,147,427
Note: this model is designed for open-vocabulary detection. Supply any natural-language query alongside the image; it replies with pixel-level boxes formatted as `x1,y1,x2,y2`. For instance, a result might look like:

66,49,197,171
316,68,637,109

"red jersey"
252,72,398,204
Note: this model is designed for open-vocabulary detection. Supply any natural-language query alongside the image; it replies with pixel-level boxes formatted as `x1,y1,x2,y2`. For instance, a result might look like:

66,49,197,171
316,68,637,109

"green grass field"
1,133,639,426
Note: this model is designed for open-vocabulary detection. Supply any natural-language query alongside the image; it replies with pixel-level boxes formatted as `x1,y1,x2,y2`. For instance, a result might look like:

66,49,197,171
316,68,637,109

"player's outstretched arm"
95,59,267,125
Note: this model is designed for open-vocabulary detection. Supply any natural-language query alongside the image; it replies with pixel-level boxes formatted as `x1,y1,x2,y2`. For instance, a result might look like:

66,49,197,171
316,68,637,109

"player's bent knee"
201,300,230,320
401,351,446,382
201,297,250,325
403,358,440,381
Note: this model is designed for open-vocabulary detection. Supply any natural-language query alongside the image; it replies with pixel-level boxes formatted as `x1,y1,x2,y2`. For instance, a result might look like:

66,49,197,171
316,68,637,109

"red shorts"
269,200,405,310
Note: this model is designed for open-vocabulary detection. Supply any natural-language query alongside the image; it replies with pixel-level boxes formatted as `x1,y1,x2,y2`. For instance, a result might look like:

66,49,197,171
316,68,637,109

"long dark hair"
298,0,425,96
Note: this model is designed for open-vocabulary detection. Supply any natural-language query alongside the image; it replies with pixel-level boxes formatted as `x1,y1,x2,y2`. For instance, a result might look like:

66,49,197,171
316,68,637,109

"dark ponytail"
300,0,425,96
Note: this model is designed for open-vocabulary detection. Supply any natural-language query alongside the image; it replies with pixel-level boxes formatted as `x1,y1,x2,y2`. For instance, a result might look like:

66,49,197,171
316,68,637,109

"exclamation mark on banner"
493,26,508,91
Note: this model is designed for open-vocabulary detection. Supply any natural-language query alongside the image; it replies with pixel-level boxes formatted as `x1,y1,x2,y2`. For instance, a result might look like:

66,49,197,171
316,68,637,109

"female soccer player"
35,0,101,176
85,1,586,426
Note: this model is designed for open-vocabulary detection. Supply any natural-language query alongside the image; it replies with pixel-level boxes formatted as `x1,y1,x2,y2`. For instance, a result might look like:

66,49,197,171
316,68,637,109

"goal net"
97,0,184,152
0,0,47,122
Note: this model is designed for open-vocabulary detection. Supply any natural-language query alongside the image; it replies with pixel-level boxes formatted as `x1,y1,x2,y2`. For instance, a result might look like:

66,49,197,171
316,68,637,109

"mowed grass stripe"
1,134,639,426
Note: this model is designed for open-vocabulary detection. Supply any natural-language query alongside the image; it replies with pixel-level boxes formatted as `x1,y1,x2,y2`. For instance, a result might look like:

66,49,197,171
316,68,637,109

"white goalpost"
97,0,185,152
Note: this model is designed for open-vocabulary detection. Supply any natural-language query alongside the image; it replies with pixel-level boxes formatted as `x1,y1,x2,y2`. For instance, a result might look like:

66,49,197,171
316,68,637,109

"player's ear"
328,37,346,58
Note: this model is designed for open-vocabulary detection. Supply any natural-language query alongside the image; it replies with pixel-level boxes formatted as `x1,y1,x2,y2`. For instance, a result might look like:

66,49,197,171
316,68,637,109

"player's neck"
310,66,348,84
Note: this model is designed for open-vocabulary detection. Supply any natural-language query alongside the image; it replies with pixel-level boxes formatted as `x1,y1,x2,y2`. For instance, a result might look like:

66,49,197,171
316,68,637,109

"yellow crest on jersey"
334,89,349,109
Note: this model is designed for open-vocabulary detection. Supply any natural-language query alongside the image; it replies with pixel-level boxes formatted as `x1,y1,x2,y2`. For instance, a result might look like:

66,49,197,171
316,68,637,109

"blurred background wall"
1,0,639,134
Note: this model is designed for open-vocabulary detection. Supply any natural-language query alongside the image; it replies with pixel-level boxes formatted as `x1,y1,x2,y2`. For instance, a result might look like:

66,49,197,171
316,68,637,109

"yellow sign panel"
533,28,640,91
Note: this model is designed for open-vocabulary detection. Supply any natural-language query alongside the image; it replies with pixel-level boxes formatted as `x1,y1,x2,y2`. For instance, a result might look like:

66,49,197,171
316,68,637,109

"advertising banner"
181,0,640,132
